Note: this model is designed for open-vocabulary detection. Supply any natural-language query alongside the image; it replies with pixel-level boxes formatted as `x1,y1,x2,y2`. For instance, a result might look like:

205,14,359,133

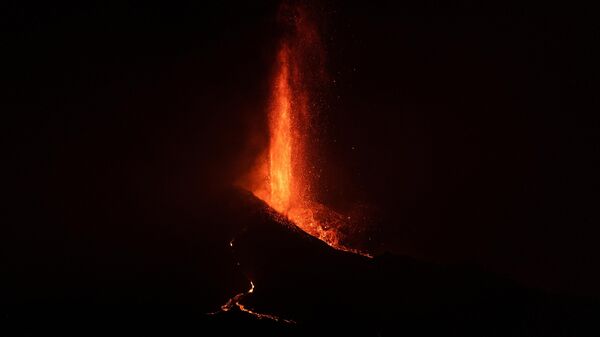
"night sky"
4,1,599,332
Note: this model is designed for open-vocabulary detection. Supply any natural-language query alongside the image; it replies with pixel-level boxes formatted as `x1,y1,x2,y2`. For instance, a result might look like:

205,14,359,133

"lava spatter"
250,2,372,258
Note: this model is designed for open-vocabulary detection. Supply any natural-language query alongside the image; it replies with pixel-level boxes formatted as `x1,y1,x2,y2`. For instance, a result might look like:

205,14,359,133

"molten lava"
209,239,295,323
211,2,370,325
266,45,294,214
251,4,371,257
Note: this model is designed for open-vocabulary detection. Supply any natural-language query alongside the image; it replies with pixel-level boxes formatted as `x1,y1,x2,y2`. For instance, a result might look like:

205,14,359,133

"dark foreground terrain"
4,189,598,336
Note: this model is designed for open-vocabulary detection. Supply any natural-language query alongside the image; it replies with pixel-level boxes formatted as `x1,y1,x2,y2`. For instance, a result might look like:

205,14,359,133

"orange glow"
211,3,369,325
267,45,294,214
210,280,295,323
250,4,371,258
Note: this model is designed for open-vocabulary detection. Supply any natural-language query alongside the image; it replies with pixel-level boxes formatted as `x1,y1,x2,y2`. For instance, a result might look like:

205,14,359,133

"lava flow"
250,3,371,258
216,281,292,322
208,239,295,324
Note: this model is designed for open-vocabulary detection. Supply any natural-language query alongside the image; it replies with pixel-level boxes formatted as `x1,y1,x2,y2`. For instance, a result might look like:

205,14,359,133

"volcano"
207,190,600,336
5,2,600,337
6,188,599,336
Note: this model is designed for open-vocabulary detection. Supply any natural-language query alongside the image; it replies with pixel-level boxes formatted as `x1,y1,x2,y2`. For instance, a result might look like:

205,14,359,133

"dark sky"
5,0,599,302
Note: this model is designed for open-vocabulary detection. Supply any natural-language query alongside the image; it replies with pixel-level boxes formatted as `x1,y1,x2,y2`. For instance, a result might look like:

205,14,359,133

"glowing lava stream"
215,281,295,324
208,239,295,324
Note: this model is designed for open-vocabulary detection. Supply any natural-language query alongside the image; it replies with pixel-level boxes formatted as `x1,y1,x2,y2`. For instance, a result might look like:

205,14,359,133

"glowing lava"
213,281,295,323
266,45,294,214
209,240,295,323
211,3,370,325
251,4,371,258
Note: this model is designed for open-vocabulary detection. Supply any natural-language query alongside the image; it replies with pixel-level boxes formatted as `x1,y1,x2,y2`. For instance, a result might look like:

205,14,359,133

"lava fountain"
250,3,371,257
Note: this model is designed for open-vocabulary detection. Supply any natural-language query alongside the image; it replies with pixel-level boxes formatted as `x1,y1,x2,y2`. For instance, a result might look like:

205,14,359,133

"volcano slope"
4,188,598,336
209,190,599,336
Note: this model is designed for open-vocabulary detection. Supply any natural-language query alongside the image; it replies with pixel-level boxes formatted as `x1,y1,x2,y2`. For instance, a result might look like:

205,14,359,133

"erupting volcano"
250,3,370,257
211,2,372,325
